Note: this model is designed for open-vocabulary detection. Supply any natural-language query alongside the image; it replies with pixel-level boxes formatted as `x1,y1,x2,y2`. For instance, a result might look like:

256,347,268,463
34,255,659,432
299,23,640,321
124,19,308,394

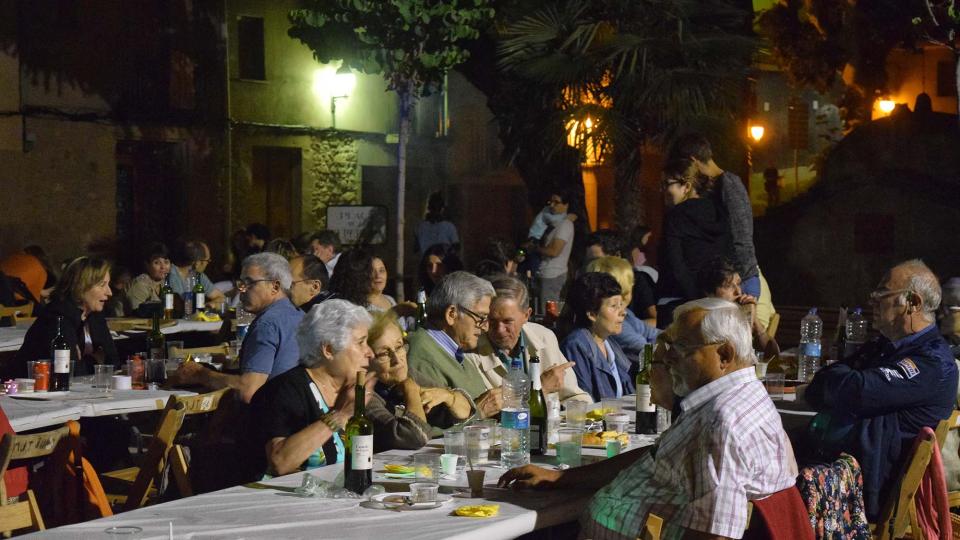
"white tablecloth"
0,385,196,432
0,322,31,352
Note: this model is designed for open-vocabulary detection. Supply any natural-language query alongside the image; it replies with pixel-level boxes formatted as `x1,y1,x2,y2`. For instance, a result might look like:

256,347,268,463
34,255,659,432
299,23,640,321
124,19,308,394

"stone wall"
306,132,360,229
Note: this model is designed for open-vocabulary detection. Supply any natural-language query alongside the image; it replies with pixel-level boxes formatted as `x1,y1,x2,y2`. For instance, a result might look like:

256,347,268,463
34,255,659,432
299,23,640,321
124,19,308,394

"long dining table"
0,318,224,354
31,396,658,539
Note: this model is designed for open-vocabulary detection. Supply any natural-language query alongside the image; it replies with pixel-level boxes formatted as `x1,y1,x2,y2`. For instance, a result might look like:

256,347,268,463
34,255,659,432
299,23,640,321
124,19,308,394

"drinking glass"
656,405,672,433
443,428,466,470
565,401,589,430
764,372,786,401
145,359,167,386
93,364,113,392
25,360,36,380
556,428,583,468
165,340,184,360
479,418,500,446
463,425,491,464
413,453,440,484
409,482,438,504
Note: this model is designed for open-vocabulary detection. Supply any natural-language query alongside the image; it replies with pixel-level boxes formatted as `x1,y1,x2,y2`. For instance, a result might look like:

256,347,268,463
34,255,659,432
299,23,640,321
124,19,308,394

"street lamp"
878,99,896,114
312,64,357,129
746,123,765,191
749,124,765,142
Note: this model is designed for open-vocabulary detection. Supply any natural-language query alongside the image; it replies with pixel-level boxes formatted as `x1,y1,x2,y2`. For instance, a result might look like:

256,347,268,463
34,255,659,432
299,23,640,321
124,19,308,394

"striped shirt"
580,367,797,540
425,327,464,364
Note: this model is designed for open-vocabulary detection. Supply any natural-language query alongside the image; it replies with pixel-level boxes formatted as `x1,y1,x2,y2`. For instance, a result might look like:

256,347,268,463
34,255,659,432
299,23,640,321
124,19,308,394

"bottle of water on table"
798,308,823,382
501,358,530,468
843,307,868,359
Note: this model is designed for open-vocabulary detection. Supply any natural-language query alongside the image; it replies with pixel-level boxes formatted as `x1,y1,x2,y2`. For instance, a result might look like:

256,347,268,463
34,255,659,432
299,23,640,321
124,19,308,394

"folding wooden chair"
934,410,960,508
0,304,33,325
167,388,233,497
0,424,70,537
168,343,230,359
872,428,937,540
100,396,187,512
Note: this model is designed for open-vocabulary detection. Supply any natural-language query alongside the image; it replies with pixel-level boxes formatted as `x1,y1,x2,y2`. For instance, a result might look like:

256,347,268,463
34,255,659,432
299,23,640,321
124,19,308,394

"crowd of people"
2,133,960,539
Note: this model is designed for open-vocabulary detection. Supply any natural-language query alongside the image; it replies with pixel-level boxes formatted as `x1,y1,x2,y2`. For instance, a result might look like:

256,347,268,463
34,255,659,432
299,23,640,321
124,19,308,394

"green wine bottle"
147,311,165,359
344,371,373,494
528,355,547,455
635,343,656,434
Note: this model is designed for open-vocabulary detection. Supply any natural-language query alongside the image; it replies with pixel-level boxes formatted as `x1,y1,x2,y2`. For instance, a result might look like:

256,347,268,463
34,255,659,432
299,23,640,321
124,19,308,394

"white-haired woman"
250,299,375,477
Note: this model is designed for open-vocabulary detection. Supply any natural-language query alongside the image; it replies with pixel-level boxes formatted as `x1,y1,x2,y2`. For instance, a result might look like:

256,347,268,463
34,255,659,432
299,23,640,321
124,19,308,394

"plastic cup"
466,469,486,498
604,412,630,434
463,425,490,464
93,364,113,391
443,428,466,470
656,406,672,433
755,361,770,379
600,398,622,416
15,378,34,393
25,360,36,379
565,401,589,430
112,375,132,390
556,428,583,468
764,373,786,401
413,453,440,484
409,482,438,503
440,453,458,477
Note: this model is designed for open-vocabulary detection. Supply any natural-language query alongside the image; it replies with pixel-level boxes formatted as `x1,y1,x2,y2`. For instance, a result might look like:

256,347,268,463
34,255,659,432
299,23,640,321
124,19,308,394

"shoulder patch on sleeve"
897,358,920,379
879,367,904,382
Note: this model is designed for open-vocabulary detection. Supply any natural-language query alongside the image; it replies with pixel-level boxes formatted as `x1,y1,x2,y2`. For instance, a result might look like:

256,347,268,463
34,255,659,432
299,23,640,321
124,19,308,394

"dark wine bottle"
414,288,427,330
147,311,165,359
635,343,656,435
528,355,547,455
51,316,71,391
344,371,373,494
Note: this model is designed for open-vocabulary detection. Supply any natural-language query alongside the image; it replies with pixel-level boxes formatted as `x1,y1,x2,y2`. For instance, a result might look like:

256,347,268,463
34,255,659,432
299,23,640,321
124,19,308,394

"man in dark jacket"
805,259,958,518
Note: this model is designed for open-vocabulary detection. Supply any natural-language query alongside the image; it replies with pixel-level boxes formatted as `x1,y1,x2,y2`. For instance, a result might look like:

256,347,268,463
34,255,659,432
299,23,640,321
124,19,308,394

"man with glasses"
289,254,333,312
406,271,504,418
804,259,957,519
170,252,303,403
499,297,797,540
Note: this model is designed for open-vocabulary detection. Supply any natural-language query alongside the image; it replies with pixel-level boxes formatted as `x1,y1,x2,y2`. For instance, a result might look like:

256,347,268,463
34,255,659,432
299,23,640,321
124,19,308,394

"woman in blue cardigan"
560,272,634,402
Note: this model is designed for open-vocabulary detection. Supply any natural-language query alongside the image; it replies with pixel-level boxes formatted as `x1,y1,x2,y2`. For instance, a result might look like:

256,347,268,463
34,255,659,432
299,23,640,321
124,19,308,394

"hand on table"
498,464,562,490
475,388,503,418
166,361,207,388
540,362,574,394
419,387,452,414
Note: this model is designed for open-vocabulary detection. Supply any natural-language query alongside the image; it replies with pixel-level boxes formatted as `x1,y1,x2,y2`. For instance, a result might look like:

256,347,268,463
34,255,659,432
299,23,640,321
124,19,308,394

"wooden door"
250,146,301,239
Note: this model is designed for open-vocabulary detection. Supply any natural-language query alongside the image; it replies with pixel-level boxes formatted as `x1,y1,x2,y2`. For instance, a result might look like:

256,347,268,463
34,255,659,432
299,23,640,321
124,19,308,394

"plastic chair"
100,397,187,512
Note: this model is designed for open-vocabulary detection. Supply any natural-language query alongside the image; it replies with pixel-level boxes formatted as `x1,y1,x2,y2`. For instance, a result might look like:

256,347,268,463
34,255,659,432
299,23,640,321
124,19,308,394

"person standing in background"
415,191,460,255
534,189,576,313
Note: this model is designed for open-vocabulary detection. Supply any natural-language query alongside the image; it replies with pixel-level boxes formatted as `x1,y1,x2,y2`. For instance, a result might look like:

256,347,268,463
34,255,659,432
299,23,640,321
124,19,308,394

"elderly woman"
366,313,473,450
127,242,172,315
249,299,374,477
586,256,660,364
16,256,118,370
561,272,634,402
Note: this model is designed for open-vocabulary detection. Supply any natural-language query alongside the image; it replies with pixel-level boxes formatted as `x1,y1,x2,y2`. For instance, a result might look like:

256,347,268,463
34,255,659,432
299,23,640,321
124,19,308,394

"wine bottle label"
196,293,205,309
351,435,373,470
54,349,70,374
165,293,174,310
636,385,655,413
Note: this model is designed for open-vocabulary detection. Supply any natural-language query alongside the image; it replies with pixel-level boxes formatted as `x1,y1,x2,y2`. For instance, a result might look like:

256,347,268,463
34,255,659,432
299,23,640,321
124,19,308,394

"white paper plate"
370,492,452,510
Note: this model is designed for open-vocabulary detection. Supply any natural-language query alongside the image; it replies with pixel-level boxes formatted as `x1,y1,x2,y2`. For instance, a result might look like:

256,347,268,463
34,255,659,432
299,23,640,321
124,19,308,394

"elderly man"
406,271,503,418
289,254,333,312
310,230,342,277
805,259,958,519
500,297,797,540
170,252,303,403
464,275,591,405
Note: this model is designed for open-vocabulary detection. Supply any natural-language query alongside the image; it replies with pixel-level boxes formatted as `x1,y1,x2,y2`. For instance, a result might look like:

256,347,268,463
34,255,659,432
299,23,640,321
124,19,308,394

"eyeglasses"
235,278,275,291
869,288,912,302
458,305,489,328
373,342,410,362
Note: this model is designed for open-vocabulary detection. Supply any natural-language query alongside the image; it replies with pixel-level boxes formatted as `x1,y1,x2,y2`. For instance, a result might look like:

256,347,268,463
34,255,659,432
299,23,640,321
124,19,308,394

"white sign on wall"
326,205,387,245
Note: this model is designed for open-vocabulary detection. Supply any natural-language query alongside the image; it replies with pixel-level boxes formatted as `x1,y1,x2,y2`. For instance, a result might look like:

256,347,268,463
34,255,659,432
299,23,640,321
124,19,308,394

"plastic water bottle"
500,358,530,468
798,308,823,382
845,307,868,349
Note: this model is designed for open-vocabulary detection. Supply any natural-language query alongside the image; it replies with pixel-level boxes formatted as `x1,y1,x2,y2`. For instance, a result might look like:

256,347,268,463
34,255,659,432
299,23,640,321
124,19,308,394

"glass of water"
556,427,583,468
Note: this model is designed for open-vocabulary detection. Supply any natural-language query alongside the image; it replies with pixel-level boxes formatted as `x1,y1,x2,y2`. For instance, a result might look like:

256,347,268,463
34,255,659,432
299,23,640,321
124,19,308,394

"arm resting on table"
265,419,341,476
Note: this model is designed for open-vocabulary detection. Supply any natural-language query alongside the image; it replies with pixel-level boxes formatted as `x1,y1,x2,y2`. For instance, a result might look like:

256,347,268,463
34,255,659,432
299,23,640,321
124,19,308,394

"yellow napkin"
454,504,500,518
197,312,221,322
384,464,414,474
586,408,613,421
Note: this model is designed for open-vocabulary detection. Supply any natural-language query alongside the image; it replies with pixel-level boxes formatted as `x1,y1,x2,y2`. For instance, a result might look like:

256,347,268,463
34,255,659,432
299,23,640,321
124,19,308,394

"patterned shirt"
580,367,797,540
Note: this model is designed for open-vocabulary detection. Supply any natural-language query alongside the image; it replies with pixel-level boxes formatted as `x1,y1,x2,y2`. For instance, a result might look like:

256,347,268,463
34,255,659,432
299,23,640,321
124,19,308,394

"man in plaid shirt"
500,297,797,539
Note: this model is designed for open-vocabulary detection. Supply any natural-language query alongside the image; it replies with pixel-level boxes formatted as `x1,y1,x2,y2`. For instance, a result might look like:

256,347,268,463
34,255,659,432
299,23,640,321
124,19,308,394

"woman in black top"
656,158,731,328
16,257,119,371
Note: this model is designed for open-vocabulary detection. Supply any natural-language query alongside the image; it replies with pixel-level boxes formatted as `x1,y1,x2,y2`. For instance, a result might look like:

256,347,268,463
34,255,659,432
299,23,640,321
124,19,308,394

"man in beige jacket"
464,275,592,405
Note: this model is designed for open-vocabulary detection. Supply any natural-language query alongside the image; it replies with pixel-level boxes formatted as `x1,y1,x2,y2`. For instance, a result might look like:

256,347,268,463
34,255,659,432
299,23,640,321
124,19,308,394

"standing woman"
561,272,634,402
415,191,460,255
655,158,731,328
16,257,119,371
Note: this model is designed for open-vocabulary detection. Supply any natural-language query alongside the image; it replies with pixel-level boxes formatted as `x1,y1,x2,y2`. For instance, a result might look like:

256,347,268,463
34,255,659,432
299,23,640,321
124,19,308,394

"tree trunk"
395,84,414,302
613,142,644,233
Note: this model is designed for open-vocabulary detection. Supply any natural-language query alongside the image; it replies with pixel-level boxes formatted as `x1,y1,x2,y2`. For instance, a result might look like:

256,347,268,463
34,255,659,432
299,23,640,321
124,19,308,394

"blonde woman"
585,256,659,364
655,158,731,328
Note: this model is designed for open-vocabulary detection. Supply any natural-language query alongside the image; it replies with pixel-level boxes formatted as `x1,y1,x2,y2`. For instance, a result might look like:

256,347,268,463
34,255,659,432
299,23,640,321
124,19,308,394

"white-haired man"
805,259,957,519
499,297,797,540
170,252,303,403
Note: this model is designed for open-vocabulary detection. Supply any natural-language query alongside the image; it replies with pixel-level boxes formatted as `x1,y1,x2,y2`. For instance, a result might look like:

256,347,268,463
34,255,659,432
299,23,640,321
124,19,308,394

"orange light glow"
749,125,765,142
878,100,896,113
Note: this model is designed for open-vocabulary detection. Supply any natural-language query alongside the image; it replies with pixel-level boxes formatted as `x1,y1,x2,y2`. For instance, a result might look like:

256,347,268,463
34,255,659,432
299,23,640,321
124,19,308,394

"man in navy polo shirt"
805,259,958,518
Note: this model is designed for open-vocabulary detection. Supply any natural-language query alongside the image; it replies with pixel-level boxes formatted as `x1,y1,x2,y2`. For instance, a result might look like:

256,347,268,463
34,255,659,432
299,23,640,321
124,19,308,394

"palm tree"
491,0,756,230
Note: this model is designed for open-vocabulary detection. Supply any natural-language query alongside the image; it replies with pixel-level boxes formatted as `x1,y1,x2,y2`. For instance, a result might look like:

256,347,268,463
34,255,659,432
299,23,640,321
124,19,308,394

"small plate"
370,492,452,510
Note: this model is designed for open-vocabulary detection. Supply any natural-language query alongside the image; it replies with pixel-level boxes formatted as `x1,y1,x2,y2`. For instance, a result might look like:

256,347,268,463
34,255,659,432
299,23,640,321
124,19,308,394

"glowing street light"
877,99,896,114
312,63,357,129
749,124,765,142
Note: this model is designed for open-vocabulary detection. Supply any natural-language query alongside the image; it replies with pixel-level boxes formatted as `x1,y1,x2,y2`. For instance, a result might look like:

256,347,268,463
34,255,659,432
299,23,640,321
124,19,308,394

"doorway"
250,146,302,239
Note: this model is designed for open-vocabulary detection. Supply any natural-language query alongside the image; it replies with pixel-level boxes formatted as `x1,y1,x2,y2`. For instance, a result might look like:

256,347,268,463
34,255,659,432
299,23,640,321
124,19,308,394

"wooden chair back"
168,388,233,498
169,343,229,359
0,304,33,325
873,429,936,540
934,410,960,509
118,397,187,512
0,491,44,534
639,512,663,540
0,425,70,503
